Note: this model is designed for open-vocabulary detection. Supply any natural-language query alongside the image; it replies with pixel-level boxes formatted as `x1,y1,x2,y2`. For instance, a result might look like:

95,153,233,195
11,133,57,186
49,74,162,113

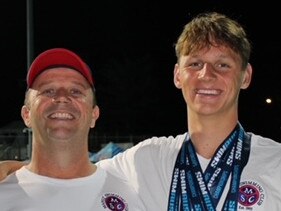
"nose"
52,88,71,103
198,63,216,81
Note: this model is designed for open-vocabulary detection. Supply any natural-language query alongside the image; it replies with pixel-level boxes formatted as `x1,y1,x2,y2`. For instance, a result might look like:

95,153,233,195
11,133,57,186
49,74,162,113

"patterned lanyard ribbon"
168,123,251,211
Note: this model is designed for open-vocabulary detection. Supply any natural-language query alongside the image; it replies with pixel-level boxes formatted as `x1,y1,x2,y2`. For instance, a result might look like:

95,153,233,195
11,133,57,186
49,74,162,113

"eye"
218,63,229,68
70,88,84,97
41,89,55,97
188,62,204,70
215,63,231,71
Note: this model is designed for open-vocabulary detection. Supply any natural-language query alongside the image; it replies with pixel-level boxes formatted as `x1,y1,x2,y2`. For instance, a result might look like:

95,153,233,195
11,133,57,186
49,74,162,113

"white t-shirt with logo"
98,133,281,210
0,166,146,211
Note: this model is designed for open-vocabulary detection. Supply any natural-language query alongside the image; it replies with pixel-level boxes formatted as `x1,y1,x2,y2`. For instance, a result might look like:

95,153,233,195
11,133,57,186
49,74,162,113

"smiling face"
174,45,252,119
21,67,99,144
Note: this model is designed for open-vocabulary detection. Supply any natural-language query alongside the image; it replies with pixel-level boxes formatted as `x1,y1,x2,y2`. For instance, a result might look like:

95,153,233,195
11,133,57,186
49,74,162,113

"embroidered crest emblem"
101,193,128,211
238,180,265,209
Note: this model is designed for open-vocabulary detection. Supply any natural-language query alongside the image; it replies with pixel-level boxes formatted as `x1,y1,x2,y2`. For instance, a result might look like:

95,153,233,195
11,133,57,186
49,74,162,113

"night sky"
1,0,280,142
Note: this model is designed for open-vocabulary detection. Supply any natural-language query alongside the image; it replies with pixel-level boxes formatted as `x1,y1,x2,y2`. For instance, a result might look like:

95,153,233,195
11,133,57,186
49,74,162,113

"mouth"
48,112,75,120
195,89,222,96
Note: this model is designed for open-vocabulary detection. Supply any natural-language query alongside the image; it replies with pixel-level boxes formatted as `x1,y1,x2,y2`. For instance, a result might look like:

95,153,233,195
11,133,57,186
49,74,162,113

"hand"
0,160,25,181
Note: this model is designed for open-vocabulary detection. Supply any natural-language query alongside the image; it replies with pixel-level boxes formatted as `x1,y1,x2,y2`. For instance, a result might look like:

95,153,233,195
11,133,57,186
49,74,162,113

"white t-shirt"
0,166,146,211
98,133,281,210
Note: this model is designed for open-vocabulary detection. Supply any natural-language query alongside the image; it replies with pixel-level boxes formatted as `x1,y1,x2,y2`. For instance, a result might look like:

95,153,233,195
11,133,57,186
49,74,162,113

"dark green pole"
26,0,34,68
26,0,34,159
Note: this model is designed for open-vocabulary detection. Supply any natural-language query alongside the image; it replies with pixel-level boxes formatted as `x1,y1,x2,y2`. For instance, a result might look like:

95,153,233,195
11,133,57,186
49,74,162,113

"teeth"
196,89,219,95
50,112,74,119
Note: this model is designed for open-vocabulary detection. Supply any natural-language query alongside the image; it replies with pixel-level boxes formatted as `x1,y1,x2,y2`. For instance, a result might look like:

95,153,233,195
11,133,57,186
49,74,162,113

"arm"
0,160,25,181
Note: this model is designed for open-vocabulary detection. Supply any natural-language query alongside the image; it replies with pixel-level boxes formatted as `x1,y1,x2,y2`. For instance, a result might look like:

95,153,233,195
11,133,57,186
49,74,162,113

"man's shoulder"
250,133,281,155
250,133,281,147
137,133,187,148
97,133,187,171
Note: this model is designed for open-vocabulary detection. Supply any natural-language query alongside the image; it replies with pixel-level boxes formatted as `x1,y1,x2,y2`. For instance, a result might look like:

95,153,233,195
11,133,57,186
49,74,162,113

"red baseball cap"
27,48,94,88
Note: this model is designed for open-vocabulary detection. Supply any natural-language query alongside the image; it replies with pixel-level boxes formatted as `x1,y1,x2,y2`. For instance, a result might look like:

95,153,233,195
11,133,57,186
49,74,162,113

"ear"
173,63,182,89
90,105,100,128
241,63,253,89
21,105,31,128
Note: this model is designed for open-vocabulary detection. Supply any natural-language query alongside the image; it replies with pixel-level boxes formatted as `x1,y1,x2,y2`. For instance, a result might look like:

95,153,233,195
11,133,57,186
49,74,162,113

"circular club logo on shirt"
101,193,128,211
238,180,265,208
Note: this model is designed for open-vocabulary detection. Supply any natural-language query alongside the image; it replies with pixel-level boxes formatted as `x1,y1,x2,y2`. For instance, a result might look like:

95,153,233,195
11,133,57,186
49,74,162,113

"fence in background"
0,128,150,161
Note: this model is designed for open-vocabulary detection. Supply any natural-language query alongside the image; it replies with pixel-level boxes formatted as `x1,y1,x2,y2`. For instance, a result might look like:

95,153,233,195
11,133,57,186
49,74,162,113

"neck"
188,112,238,159
27,140,96,179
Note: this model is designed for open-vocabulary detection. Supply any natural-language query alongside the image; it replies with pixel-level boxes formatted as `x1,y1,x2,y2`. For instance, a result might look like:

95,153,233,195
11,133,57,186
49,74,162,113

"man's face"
173,45,252,118
22,67,99,143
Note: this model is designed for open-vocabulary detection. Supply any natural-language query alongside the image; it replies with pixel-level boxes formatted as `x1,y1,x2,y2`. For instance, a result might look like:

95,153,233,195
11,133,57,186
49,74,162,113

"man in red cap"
0,48,145,210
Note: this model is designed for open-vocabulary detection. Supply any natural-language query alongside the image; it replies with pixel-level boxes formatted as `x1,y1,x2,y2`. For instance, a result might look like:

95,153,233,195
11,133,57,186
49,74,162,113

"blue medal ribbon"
167,123,251,211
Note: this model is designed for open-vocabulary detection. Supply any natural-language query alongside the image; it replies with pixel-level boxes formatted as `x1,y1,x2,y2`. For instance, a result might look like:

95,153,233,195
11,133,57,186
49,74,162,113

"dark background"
1,0,280,142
